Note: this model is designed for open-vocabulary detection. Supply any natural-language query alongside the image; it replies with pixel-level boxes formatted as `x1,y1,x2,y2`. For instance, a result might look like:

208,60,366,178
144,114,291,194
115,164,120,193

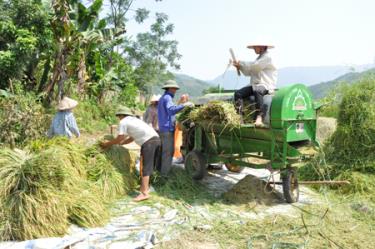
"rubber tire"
185,150,207,180
282,167,300,203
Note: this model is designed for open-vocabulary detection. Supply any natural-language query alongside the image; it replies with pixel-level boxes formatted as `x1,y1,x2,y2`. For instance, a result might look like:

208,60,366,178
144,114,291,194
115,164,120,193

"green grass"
156,190,375,249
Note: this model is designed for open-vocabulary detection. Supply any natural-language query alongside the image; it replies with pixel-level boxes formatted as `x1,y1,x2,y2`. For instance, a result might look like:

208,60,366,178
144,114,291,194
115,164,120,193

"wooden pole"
229,48,241,76
267,180,350,185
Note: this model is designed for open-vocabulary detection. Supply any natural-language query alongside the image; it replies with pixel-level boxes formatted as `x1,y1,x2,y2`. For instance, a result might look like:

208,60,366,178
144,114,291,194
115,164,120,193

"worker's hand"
179,94,188,104
232,60,240,69
100,141,110,150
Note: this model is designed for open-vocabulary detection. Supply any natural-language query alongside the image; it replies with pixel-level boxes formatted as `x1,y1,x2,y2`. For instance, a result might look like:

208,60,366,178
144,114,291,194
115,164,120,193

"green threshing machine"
181,84,320,203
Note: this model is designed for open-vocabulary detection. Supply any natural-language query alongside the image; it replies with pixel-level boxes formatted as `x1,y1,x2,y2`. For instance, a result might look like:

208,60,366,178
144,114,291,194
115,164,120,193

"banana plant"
46,0,125,100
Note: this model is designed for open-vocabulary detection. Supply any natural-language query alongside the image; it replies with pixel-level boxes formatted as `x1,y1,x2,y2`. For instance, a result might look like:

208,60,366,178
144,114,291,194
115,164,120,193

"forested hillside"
310,68,375,99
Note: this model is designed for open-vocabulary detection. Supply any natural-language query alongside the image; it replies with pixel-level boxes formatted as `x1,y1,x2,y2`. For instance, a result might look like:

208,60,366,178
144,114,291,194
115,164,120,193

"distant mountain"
151,73,212,98
309,68,375,99
210,64,375,90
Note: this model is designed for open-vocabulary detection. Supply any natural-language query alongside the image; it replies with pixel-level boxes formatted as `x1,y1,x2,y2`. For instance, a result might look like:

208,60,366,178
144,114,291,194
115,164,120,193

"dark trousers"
234,85,268,117
140,137,161,177
159,131,175,176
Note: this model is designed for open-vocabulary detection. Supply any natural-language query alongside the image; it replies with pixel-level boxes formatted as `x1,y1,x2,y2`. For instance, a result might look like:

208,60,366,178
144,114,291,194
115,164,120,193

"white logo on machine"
296,123,304,133
292,90,307,111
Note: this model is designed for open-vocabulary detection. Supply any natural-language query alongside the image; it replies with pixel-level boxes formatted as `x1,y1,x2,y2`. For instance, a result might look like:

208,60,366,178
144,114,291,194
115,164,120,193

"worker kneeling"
232,41,277,126
101,107,161,202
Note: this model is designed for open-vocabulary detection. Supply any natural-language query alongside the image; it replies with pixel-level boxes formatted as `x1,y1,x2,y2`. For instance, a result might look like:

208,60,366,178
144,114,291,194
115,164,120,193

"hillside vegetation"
151,73,212,98
310,68,375,99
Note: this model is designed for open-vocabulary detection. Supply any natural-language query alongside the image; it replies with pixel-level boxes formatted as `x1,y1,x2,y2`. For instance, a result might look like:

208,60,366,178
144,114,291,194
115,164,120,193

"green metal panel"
271,84,316,130
200,123,285,142
187,84,318,172
286,120,317,142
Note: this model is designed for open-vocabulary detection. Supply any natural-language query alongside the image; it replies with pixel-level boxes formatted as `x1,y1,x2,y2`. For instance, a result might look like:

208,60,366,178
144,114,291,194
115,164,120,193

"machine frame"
181,84,320,203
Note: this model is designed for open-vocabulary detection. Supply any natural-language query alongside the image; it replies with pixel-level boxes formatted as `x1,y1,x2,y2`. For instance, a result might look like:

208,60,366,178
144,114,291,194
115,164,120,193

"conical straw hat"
150,94,161,103
58,97,78,110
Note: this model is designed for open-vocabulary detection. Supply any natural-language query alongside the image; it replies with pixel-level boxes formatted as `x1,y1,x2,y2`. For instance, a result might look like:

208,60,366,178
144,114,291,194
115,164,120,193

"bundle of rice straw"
176,106,194,123
189,101,241,128
104,145,138,191
67,181,109,228
0,148,73,240
85,146,126,200
0,139,109,240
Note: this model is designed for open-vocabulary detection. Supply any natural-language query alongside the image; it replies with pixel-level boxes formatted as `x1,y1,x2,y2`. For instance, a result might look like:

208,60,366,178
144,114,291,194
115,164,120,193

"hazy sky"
123,0,375,80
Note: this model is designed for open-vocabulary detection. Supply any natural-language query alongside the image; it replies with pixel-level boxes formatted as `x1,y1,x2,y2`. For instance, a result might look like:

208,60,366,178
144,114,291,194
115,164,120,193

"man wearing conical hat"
101,106,161,202
143,94,161,131
232,40,277,126
48,97,80,138
158,80,192,176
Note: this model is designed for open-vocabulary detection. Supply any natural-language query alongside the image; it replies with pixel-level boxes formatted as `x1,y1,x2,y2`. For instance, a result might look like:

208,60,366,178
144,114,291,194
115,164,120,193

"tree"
45,0,126,100
0,0,53,91
124,12,181,92
106,0,180,93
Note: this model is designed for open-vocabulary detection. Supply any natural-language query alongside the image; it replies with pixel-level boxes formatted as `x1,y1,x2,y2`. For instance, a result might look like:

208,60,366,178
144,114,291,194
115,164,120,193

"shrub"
0,94,50,147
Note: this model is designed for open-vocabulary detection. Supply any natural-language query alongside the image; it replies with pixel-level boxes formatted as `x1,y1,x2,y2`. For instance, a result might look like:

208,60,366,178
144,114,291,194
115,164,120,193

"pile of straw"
301,77,375,194
0,137,138,240
189,101,241,127
327,77,375,173
223,175,279,206
0,147,80,240
85,147,126,200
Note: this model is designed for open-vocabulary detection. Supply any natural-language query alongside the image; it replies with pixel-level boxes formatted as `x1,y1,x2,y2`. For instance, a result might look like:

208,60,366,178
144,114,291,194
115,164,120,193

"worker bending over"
101,107,161,202
232,41,277,126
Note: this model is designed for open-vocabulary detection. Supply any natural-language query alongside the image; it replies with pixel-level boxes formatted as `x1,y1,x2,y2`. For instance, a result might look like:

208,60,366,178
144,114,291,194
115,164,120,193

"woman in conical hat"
48,97,80,138
143,94,161,131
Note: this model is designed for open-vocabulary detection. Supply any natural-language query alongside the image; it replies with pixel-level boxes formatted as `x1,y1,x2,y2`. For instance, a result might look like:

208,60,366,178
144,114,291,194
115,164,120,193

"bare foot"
133,192,150,202
254,115,264,127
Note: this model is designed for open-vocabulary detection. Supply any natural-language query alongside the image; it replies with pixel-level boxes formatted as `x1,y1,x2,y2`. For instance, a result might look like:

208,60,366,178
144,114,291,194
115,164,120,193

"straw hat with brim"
247,44,274,49
162,80,180,90
58,97,78,110
150,94,161,103
115,107,134,116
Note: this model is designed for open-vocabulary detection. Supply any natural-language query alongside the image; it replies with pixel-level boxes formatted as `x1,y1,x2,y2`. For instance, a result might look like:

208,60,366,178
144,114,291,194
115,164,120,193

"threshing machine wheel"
185,150,207,180
282,167,299,203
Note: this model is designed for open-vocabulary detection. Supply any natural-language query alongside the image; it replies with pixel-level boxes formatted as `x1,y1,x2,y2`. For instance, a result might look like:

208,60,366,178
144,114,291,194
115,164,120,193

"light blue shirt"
48,110,80,138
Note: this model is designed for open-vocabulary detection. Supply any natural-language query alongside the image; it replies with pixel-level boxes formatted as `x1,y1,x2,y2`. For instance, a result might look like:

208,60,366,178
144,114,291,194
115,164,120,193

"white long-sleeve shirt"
239,51,277,93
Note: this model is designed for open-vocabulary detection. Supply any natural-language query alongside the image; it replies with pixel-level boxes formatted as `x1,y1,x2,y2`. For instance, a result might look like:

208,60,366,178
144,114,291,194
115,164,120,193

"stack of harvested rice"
104,145,138,189
327,78,375,173
85,144,138,200
0,146,106,240
0,137,138,241
176,106,195,126
300,77,375,195
189,101,241,127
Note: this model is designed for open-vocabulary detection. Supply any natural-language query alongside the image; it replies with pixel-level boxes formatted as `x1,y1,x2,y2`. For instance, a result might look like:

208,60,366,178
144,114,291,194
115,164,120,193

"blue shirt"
158,92,184,132
48,110,80,138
